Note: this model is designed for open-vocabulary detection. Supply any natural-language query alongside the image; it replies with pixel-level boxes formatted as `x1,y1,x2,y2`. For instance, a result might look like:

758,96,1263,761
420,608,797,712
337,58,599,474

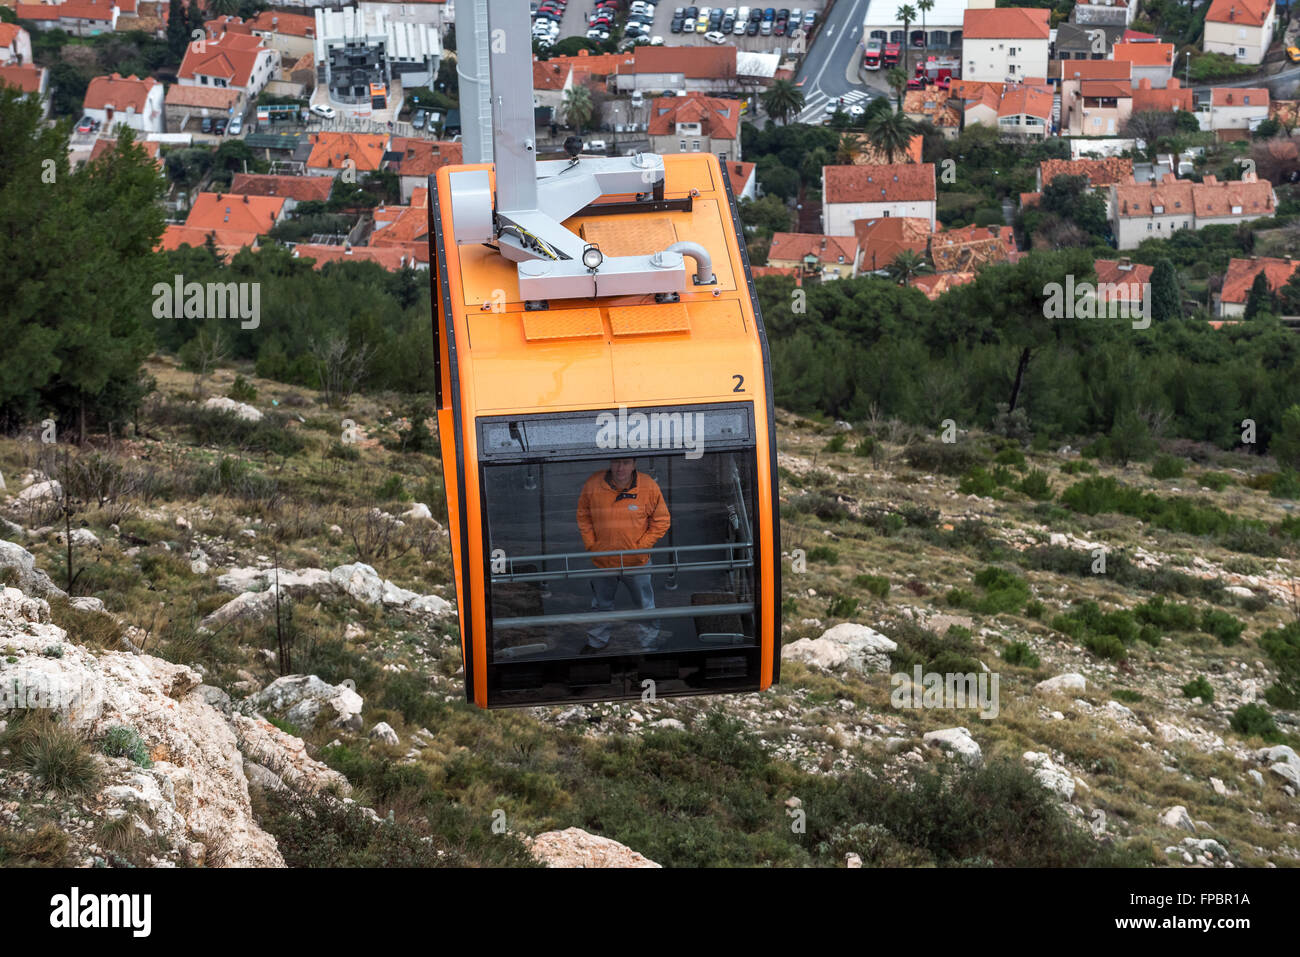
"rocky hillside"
1,356,1297,868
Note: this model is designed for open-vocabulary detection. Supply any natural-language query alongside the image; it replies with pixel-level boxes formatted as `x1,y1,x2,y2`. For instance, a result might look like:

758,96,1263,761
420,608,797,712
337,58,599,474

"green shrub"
971,566,1030,614
1150,455,1186,480
826,594,859,619
1181,675,1214,702
375,474,409,502
1112,688,1143,703
1271,469,1300,500
1017,469,1054,501
1229,703,1283,742
1002,641,1040,668
994,447,1026,468
227,375,258,402
806,545,839,563
1059,460,1097,475
4,715,99,795
905,440,985,476
1258,620,1300,705
957,467,999,497
1134,596,1199,632
854,574,890,599
823,434,847,453
1201,608,1245,646
853,437,875,458
1198,472,1233,491
1024,599,1045,620
102,725,153,768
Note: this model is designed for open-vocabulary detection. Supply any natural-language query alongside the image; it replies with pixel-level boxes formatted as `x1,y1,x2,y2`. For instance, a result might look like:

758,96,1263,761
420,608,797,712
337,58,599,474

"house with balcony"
995,82,1053,137
1056,59,1132,135
1203,0,1276,65
768,233,857,281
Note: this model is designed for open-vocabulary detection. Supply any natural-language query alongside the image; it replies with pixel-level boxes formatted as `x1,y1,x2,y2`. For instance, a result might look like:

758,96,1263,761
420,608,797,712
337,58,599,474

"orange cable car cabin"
428,0,781,708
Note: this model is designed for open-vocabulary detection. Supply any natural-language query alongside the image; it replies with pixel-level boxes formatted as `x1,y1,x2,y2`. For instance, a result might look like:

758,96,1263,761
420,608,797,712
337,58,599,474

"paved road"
794,0,878,122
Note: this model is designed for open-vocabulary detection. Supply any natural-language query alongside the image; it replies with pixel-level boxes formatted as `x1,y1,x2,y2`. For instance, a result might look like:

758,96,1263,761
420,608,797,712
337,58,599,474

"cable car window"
480,417,758,672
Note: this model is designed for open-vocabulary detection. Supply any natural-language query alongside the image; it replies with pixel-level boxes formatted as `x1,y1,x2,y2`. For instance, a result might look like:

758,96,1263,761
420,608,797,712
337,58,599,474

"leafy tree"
864,108,918,164
1272,405,1300,470
563,84,593,134
886,249,933,287
755,158,800,201
0,95,165,437
761,78,805,125
1149,258,1183,322
738,194,793,237
1244,270,1275,320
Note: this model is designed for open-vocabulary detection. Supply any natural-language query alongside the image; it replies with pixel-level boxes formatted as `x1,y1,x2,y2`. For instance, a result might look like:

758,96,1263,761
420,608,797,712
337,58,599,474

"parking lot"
540,3,828,57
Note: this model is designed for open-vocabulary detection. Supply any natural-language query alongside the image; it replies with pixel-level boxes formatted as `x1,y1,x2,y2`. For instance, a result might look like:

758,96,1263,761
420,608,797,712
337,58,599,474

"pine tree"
1150,258,1183,322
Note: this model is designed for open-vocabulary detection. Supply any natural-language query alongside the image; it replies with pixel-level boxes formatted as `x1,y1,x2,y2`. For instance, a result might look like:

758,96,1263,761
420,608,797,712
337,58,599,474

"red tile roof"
1020,191,1042,208
0,23,24,47
962,7,1049,40
83,72,158,113
1220,256,1300,304
998,85,1053,119
229,173,333,202
185,191,285,235
385,138,463,178
1206,0,1273,27
158,224,260,256
1112,42,1174,67
1080,79,1133,98
1212,87,1269,108
1094,259,1154,301
910,272,975,300
751,265,799,278
165,85,241,110
178,32,268,89
1192,174,1275,220
824,163,936,204
534,58,570,91
89,137,161,167
14,0,117,21
726,160,755,196
1133,77,1193,112
648,93,742,140
0,63,44,93
306,132,389,173
768,233,857,266
852,216,932,271
292,245,413,271
1040,157,1134,189
247,11,316,38
1114,176,1195,217
626,44,737,80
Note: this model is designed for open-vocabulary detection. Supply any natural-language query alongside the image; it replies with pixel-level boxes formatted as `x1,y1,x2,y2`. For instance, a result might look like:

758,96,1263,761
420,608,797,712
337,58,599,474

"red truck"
883,42,901,67
864,39,882,70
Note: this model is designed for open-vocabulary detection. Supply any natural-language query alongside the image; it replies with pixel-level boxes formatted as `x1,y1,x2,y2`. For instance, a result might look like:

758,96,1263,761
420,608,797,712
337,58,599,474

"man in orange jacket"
575,457,671,653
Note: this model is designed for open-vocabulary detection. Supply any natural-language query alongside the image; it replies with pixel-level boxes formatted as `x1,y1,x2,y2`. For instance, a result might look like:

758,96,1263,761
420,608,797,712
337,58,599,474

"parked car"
213,117,228,135
1289,45,1300,63
227,113,243,135
311,103,337,120
200,116,213,134
746,18,759,34
803,9,816,25
412,109,426,130
705,30,728,43
76,116,96,133
671,16,684,31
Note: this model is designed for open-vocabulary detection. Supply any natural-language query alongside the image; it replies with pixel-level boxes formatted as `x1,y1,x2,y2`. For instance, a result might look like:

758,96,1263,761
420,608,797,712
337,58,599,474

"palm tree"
762,78,805,125
886,66,909,109
896,4,918,79
835,132,859,165
917,0,933,61
864,108,918,164
886,249,933,287
564,85,593,135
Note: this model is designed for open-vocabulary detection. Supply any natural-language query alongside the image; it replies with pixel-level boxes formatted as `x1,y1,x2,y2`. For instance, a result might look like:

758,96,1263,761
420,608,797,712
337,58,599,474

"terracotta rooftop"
824,163,936,205
1113,175,1195,217
963,7,1049,39
292,244,413,271
1094,258,1154,301
88,137,161,167
1133,76,1193,112
1053,59,1132,81
306,132,389,172
726,160,755,195
1040,157,1134,189
185,191,285,235
158,224,260,257
165,85,241,110
14,0,118,21
385,138,463,178
625,44,736,80
998,85,1053,119
768,232,857,266
910,271,975,300
83,72,158,113
247,11,316,37
1211,87,1269,108
1192,174,1275,220
930,225,1014,272
1206,0,1273,27
852,216,932,272
903,89,962,127
1080,79,1133,98
0,63,44,93
178,32,269,89
648,93,741,140
229,173,332,202
1112,42,1174,67
1220,255,1300,305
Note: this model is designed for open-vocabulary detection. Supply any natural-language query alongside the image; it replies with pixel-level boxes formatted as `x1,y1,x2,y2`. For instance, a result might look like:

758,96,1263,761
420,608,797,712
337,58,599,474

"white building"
822,164,937,235
1203,0,1276,65
83,72,164,133
863,0,992,50
962,6,1051,82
